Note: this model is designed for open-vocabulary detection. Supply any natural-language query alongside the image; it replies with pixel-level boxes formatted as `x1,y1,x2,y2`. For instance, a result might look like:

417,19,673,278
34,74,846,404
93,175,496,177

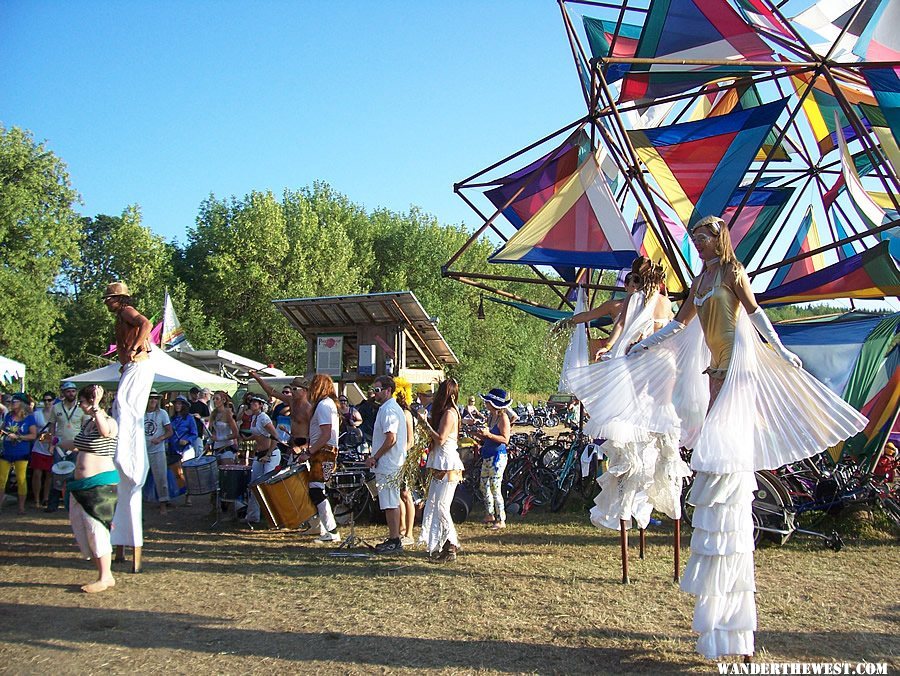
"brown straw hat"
103,281,131,298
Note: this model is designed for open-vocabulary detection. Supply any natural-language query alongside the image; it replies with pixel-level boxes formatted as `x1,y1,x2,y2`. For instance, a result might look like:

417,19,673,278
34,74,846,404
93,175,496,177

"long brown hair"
429,378,459,430
308,374,337,408
209,390,233,425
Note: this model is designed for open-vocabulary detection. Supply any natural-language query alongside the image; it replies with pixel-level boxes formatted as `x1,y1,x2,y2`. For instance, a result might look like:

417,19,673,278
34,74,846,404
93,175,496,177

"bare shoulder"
118,305,148,325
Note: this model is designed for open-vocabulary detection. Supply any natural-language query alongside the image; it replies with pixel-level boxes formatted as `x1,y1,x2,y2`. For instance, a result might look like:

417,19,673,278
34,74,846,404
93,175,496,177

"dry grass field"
1,500,897,675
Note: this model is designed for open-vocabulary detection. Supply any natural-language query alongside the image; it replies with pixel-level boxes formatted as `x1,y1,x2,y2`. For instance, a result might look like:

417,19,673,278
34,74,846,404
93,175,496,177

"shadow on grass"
0,602,698,673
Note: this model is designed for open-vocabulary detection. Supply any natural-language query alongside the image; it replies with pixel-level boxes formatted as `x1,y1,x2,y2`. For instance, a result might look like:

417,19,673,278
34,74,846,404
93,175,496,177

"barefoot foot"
81,578,115,593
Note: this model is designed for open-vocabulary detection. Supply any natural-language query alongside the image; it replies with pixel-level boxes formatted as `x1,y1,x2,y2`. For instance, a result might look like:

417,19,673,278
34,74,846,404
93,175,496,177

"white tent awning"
64,347,237,394
0,355,26,389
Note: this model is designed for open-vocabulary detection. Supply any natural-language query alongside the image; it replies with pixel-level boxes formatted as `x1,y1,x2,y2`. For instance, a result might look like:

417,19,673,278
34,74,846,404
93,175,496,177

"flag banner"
489,149,638,269
767,206,826,288
628,98,787,229
619,0,773,103
758,240,900,304
162,292,193,352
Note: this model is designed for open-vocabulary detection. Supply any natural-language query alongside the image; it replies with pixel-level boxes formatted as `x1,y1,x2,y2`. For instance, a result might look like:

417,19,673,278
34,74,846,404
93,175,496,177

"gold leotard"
694,267,740,379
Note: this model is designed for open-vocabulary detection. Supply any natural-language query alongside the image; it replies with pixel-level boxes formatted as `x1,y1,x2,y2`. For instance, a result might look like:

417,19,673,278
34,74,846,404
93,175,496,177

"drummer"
249,372,312,461
244,394,282,527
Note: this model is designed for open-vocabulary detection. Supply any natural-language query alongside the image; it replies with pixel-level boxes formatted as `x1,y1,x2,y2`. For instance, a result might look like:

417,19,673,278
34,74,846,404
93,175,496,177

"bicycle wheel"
752,470,792,546
879,496,900,526
550,467,576,512
541,444,566,471
524,467,556,507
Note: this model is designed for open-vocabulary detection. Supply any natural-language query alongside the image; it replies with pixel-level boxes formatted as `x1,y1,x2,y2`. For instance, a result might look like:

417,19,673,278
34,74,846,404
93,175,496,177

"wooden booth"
273,291,459,389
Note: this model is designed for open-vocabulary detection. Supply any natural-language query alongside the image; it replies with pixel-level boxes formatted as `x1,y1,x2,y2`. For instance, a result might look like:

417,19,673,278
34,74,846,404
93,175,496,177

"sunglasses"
291,386,307,391
281,390,292,395
371,387,385,394
43,398,54,403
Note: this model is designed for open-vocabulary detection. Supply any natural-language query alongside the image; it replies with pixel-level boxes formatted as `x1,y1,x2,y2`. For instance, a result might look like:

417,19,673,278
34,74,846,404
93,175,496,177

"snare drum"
182,456,219,495
219,465,251,502
251,464,316,529
51,460,76,491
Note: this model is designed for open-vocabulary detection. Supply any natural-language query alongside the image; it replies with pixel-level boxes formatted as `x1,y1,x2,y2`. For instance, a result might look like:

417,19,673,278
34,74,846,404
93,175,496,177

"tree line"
1,125,854,397
1,125,564,395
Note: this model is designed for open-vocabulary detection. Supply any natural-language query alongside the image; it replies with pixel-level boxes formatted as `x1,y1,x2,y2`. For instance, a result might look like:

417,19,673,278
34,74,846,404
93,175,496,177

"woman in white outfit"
567,216,866,660
579,259,690,533
416,378,464,562
244,395,281,525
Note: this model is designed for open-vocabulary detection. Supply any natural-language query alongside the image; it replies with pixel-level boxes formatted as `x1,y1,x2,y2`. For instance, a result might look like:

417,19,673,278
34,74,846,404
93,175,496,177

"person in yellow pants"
1,393,38,514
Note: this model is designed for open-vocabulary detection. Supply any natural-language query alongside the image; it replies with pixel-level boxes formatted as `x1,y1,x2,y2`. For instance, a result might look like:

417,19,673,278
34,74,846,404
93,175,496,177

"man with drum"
103,281,155,574
248,372,312,462
365,376,408,554
46,381,86,512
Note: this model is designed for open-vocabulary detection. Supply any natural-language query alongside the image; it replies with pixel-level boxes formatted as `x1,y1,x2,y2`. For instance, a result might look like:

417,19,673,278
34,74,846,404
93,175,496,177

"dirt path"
1,502,897,674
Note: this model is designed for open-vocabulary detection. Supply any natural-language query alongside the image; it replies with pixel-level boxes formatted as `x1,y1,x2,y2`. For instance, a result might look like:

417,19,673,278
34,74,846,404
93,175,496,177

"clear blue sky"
1,1,586,244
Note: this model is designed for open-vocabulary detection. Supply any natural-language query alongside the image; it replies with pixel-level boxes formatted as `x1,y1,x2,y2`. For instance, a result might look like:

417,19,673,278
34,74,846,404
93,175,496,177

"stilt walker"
103,282,155,574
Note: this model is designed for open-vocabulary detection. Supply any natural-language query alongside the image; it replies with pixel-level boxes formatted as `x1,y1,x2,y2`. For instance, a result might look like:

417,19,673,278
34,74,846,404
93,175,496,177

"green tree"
0,126,82,391
57,206,224,373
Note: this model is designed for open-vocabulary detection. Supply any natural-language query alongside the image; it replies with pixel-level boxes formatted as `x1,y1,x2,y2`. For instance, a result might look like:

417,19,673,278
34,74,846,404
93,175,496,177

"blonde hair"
691,215,742,278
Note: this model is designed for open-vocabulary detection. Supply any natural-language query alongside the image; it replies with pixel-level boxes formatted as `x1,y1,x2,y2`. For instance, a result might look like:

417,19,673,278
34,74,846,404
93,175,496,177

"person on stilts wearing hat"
103,281,155,574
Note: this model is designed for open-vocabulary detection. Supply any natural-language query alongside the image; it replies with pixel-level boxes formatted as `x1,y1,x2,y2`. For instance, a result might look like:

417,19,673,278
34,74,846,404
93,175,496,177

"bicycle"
548,432,601,512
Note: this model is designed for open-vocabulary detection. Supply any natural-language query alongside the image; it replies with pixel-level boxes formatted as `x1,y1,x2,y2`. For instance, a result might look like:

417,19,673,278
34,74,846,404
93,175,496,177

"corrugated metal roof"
273,291,459,366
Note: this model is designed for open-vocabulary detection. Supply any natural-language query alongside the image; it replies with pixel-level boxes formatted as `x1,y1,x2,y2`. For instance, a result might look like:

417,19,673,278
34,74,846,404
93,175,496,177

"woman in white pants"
417,379,464,562
245,396,281,525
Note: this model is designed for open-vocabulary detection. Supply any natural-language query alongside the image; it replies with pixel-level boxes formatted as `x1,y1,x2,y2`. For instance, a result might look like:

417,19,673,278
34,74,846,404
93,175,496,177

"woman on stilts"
568,216,866,660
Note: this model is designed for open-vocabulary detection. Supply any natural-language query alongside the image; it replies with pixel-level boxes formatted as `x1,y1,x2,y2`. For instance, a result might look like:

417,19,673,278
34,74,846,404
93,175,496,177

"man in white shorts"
365,375,407,554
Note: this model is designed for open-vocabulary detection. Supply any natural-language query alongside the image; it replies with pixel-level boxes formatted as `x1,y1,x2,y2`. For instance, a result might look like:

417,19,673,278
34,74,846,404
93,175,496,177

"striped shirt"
74,424,117,457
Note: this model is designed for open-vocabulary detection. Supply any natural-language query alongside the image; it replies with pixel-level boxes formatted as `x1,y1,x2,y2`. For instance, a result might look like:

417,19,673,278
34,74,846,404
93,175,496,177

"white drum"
51,461,76,491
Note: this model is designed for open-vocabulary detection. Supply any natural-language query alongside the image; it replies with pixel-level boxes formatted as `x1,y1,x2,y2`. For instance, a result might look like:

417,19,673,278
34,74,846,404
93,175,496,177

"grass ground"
0,499,897,674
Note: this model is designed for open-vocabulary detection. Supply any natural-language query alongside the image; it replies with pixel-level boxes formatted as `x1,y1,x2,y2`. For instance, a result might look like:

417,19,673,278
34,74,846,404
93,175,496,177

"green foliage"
7,127,876,400
0,126,81,390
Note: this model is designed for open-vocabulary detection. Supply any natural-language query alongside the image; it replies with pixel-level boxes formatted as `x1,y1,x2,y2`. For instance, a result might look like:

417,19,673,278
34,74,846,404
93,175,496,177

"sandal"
489,521,506,530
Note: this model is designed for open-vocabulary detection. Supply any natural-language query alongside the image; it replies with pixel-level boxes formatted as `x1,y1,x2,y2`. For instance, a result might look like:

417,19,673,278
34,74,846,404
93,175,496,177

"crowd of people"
0,218,879,661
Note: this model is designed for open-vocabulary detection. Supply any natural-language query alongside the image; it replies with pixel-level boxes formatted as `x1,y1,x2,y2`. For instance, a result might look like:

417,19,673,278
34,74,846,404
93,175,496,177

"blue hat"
61,381,77,391
11,392,30,404
481,388,511,408
174,395,190,404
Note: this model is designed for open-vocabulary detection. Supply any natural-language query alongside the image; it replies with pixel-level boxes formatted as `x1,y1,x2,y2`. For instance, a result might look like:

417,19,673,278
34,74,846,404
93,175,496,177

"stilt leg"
673,518,681,583
639,528,646,560
620,519,629,584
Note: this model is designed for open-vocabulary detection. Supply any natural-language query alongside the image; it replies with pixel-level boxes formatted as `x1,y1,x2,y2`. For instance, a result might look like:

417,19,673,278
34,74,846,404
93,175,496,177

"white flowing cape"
566,309,867,658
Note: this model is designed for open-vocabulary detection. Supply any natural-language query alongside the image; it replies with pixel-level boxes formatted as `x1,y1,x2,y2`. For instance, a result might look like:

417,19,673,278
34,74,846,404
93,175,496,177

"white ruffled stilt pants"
111,360,153,547
680,471,757,658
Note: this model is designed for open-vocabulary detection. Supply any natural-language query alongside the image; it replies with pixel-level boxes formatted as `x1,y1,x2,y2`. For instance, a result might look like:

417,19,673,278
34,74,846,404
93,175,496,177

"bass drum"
251,464,316,529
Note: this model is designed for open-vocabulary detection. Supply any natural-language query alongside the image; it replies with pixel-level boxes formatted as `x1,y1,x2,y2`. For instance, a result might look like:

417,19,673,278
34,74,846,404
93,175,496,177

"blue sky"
1,1,586,243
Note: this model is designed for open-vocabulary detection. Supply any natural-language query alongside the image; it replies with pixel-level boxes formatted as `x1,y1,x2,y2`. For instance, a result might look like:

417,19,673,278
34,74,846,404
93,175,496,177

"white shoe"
315,531,340,543
400,536,415,547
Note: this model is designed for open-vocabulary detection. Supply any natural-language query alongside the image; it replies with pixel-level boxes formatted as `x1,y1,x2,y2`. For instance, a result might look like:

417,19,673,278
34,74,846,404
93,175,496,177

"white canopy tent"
0,355,26,391
64,347,237,394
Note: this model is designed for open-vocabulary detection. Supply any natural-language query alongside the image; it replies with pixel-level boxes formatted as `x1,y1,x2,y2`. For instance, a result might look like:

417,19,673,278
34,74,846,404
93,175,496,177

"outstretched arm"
249,371,290,405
